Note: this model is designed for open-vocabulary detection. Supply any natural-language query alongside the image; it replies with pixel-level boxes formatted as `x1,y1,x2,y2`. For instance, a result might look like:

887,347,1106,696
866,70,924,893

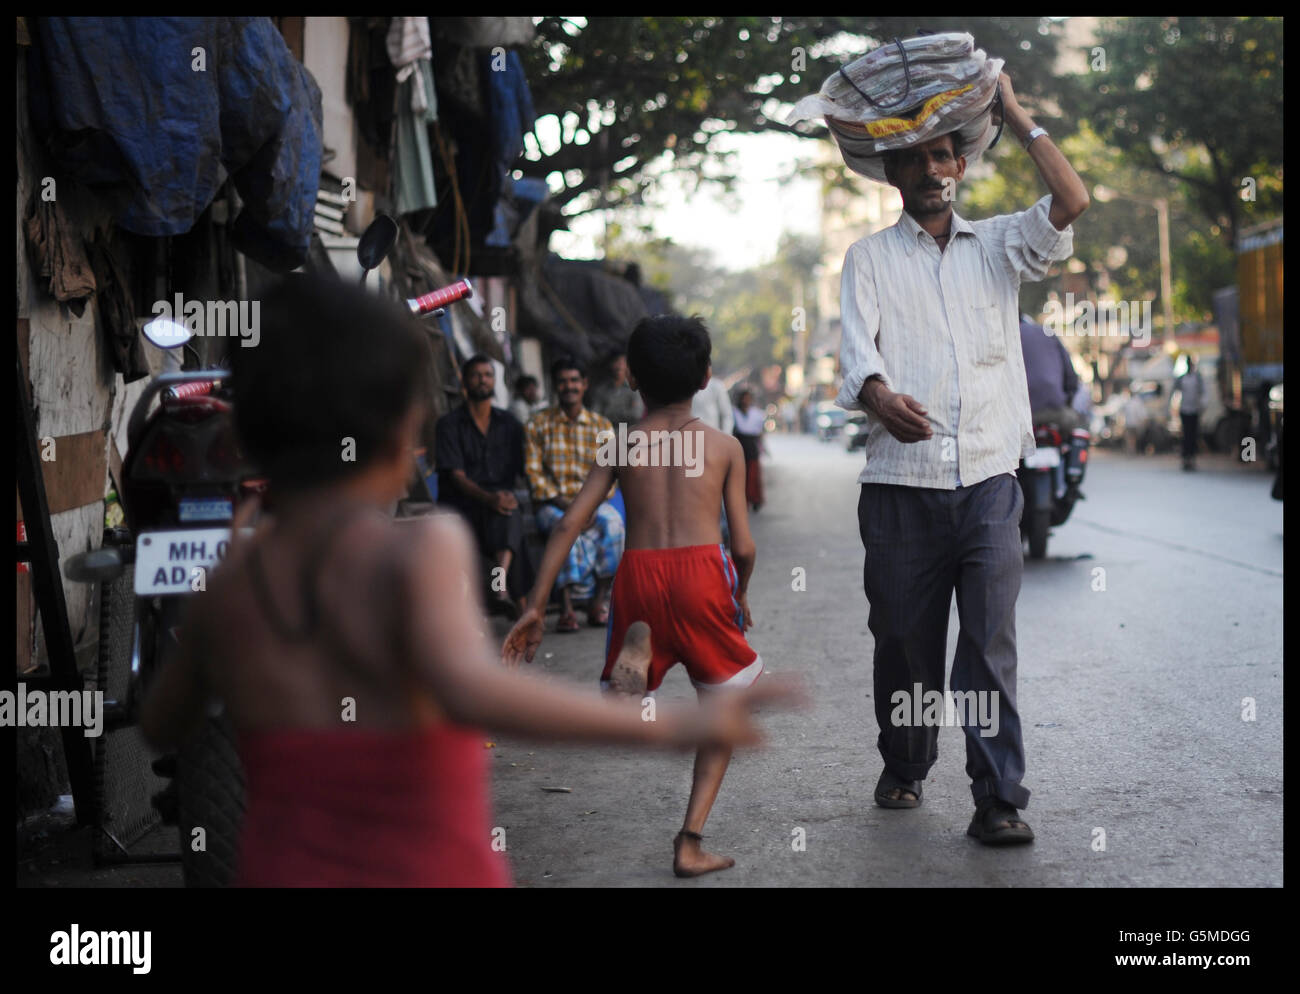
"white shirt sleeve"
835,243,893,412
990,195,1075,283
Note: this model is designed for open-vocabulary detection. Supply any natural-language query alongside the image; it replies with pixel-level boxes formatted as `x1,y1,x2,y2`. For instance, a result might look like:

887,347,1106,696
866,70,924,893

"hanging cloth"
386,17,439,216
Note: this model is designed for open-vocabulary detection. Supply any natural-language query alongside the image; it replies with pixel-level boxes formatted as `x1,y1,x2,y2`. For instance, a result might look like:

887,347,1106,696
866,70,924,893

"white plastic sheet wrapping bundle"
786,32,1005,183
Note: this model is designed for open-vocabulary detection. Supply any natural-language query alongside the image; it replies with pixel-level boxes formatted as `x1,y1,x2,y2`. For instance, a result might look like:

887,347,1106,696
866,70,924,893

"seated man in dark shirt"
435,353,529,617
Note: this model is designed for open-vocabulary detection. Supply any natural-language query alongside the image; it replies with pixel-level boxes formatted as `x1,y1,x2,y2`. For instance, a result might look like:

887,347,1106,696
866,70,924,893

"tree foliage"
520,17,1067,218
613,229,821,376
1072,16,1283,248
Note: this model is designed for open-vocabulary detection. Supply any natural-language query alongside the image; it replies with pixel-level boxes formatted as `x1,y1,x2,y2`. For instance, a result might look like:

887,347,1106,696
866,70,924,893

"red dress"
235,724,512,887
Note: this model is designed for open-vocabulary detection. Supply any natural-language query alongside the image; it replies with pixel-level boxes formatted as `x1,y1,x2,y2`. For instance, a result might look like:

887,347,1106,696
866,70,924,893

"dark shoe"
967,798,1034,845
488,594,521,621
874,768,922,809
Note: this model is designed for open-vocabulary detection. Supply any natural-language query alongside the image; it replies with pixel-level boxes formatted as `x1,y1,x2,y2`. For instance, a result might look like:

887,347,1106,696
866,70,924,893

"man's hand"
491,490,518,515
502,605,545,667
863,379,933,443
994,72,1020,125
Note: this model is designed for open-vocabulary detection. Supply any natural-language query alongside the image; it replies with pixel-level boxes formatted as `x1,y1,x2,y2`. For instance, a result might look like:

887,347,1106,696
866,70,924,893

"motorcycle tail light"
140,429,187,476
1035,426,1062,447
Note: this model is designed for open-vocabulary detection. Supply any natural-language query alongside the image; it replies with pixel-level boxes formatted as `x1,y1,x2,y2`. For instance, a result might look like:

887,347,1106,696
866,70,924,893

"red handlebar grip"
408,279,473,315
164,381,217,400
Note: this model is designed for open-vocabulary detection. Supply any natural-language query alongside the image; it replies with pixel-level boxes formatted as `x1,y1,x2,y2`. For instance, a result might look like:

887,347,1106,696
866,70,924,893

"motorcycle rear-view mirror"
142,317,193,350
357,214,398,283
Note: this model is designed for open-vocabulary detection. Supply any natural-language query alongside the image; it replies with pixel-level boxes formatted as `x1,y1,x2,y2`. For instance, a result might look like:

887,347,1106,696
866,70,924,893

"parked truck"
1211,218,1283,461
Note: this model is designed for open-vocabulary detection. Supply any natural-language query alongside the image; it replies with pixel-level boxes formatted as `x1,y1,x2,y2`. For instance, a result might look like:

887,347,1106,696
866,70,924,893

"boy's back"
615,413,746,552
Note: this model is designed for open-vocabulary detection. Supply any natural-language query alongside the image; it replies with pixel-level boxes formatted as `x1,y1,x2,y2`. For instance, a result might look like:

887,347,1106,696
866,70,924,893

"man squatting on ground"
837,72,1089,843
506,315,770,877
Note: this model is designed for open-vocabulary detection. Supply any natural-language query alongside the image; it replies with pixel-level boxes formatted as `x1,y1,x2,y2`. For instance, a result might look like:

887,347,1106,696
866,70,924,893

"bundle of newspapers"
787,32,1004,183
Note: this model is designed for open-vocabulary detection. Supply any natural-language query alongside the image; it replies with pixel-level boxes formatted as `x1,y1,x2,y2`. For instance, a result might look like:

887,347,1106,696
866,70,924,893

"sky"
546,131,824,272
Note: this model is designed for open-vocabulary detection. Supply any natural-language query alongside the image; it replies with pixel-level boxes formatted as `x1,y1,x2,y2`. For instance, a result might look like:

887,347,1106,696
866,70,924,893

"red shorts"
602,544,762,693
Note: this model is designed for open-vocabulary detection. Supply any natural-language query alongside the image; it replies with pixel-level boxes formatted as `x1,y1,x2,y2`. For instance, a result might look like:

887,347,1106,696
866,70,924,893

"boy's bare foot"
672,829,734,878
608,621,652,695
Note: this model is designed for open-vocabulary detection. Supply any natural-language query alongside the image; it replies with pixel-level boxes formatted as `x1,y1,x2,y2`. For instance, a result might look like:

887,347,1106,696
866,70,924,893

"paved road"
488,433,1283,887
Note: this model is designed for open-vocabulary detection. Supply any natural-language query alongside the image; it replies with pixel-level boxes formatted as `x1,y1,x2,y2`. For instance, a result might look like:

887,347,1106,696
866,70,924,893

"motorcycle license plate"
178,497,233,523
134,528,237,596
1024,447,1061,469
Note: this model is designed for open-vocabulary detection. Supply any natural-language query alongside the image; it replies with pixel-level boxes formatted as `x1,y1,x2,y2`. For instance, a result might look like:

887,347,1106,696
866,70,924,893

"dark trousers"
1180,413,1200,461
858,473,1030,809
454,500,530,600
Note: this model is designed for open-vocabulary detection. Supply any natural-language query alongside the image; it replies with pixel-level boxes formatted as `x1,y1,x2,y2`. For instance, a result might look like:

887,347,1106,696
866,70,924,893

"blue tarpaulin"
27,17,323,272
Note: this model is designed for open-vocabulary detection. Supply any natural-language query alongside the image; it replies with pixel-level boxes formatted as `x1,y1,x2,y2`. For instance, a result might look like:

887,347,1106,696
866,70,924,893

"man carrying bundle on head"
790,34,1090,844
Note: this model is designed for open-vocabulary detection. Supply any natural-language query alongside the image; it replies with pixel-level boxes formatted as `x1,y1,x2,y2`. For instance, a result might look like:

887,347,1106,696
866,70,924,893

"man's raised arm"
996,72,1090,231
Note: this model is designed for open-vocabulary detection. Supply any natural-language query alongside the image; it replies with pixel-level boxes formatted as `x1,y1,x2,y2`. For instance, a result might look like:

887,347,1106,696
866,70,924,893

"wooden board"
38,429,108,515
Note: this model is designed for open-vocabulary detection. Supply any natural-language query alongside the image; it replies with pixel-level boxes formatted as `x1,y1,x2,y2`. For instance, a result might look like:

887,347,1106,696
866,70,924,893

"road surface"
487,433,1283,887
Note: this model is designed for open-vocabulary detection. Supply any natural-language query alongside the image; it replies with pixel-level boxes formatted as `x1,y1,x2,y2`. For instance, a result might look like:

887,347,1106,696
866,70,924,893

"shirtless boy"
504,315,761,878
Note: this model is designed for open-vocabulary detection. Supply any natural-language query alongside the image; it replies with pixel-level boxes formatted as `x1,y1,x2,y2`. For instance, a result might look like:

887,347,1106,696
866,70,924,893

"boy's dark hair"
515,374,538,393
461,352,493,379
626,314,712,406
231,275,429,494
550,355,586,381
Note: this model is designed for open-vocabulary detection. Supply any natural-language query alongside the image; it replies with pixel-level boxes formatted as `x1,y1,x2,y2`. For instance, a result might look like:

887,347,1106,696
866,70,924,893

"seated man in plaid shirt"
525,356,625,632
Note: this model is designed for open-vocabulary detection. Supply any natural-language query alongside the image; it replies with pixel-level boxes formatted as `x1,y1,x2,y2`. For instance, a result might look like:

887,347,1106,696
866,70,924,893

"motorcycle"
1017,421,1091,559
62,216,472,885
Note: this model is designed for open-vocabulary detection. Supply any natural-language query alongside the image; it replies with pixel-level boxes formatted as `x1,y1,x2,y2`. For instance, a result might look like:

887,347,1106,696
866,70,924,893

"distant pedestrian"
590,351,644,432
733,388,765,511
691,372,735,435
1174,356,1205,470
691,370,736,543
1019,315,1080,431
1123,390,1150,455
510,374,544,427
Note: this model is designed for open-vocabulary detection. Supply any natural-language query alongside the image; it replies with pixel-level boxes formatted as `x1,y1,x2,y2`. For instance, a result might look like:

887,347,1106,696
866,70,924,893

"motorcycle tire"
176,709,246,888
1026,507,1051,560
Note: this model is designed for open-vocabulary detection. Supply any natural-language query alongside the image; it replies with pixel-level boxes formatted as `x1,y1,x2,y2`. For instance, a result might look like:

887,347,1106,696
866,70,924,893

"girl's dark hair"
627,314,712,405
231,275,429,493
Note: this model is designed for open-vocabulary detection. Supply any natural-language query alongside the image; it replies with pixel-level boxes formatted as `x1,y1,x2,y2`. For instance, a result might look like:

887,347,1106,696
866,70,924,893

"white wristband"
1024,126,1048,150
